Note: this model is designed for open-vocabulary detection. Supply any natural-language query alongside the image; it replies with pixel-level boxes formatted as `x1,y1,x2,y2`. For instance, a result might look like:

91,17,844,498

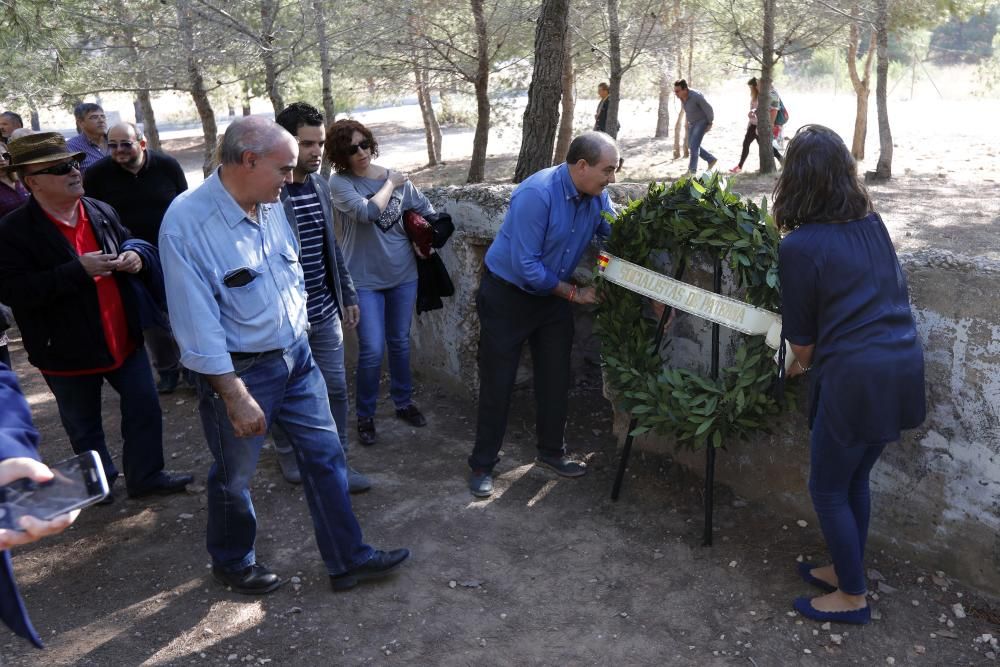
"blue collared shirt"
159,169,307,376
485,163,613,294
66,133,108,171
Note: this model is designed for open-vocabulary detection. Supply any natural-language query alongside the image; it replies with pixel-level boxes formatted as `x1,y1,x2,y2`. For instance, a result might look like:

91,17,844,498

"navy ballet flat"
797,561,838,594
793,596,871,625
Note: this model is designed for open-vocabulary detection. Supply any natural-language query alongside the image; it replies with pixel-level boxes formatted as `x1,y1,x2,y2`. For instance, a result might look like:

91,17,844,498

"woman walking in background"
776,125,926,625
327,120,436,446
730,77,782,174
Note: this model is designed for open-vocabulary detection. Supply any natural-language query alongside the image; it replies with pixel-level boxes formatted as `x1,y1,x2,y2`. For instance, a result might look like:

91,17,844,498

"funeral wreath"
595,172,787,450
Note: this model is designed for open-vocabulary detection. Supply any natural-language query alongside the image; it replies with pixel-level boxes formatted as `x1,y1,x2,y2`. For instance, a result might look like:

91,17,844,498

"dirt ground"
3,69,1000,665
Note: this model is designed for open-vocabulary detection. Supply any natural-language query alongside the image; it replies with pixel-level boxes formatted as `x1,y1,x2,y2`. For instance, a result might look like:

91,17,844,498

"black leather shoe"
536,454,587,478
330,548,410,592
357,417,376,446
127,472,194,498
212,563,282,595
395,404,427,427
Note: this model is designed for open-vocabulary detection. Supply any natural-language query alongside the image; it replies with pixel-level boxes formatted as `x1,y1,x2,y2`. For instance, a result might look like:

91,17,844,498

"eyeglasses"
27,160,80,177
108,141,134,150
0,152,10,162
348,139,373,155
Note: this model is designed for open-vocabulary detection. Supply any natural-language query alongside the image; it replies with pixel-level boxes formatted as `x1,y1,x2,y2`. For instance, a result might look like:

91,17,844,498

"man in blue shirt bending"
467,131,619,498
159,117,408,595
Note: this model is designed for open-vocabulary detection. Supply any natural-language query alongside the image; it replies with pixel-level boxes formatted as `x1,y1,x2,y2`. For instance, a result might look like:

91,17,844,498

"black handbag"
426,212,454,249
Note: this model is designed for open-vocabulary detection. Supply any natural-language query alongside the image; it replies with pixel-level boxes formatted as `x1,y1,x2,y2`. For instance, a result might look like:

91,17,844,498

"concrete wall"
412,185,1000,597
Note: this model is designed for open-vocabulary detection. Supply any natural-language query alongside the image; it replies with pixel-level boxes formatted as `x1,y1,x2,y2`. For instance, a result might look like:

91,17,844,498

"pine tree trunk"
314,0,336,125
260,0,284,116
513,0,569,182
757,0,777,174
553,30,575,165
137,89,161,151
467,0,491,183
242,80,252,116
28,101,40,131
605,0,622,140
655,62,671,138
872,0,892,180
177,0,217,177
415,63,441,166
847,4,875,161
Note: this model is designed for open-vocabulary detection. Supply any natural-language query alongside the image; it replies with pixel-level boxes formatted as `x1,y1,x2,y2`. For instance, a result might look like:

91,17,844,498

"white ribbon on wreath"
597,251,794,371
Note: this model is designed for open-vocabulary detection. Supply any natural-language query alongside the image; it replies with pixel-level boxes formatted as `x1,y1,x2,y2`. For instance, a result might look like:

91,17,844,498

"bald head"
108,122,146,172
219,116,294,166
566,131,618,167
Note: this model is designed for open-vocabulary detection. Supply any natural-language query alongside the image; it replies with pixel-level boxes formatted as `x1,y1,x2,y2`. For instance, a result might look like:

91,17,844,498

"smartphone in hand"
0,451,110,531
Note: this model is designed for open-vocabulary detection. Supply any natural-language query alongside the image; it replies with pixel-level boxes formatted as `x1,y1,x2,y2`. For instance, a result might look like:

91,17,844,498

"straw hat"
5,132,85,170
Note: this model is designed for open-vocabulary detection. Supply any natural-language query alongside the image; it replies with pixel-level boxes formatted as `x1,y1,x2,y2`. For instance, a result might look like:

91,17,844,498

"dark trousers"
738,123,782,168
808,406,887,595
42,347,166,493
469,272,573,472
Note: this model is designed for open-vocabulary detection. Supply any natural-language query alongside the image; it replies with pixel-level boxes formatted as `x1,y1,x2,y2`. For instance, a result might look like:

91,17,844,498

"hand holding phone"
0,451,108,540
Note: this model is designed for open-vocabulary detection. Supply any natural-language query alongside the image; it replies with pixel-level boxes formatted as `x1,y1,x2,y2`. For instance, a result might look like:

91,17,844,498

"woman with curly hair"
326,119,435,446
776,125,925,625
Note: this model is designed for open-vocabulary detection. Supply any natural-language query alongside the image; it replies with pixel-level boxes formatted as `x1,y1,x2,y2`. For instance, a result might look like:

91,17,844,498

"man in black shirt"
84,122,189,393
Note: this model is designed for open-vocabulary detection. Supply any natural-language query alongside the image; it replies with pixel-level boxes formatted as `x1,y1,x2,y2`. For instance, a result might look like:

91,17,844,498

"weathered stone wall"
412,185,1000,597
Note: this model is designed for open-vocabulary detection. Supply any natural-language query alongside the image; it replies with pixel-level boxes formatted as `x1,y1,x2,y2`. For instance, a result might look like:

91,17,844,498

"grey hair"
218,116,292,166
566,131,618,166
109,121,144,141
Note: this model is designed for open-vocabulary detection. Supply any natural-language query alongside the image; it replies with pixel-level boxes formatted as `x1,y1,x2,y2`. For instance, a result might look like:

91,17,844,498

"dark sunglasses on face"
0,152,10,162
108,141,134,150
348,139,373,156
28,160,81,177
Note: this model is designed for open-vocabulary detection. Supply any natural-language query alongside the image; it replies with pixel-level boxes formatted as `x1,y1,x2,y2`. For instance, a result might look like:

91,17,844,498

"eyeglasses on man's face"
27,160,81,177
108,141,135,150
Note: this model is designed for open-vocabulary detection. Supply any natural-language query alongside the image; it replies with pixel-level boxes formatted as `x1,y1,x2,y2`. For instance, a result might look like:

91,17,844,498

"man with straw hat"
0,132,193,502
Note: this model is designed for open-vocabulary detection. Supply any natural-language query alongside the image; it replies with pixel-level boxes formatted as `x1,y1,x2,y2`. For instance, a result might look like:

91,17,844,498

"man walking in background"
84,122,189,393
273,102,370,493
674,79,717,174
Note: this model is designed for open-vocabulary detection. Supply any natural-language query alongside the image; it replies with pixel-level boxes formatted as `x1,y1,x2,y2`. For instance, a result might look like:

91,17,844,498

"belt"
485,269,524,292
230,349,283,362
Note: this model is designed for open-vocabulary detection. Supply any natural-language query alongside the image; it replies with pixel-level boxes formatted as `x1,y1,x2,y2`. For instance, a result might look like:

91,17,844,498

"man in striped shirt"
274,103,370,493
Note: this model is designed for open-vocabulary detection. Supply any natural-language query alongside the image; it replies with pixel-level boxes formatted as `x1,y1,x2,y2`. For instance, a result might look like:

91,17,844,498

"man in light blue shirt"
468,131,618,497
160,116,409,595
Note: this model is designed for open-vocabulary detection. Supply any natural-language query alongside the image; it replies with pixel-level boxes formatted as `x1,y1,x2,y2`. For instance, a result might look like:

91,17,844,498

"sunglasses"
348,139,373,156
28,160,81,177
0,152,10,162
107,141,134,150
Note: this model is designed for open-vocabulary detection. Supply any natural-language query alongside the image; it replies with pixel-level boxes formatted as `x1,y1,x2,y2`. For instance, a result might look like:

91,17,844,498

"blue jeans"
43,347,166,493
195,336,373,575
273,313,350,453
808,407,887,595
687,120,716,173
355,280,418,418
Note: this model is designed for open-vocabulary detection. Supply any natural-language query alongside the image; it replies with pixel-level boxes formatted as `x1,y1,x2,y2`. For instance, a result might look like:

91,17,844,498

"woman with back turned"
775,125,926,625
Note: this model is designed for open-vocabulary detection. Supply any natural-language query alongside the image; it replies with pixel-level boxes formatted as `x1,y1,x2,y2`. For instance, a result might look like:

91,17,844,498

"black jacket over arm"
0,196,144,372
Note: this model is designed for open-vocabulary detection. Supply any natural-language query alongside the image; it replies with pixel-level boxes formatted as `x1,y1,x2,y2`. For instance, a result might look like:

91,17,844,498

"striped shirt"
286,180,338,325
